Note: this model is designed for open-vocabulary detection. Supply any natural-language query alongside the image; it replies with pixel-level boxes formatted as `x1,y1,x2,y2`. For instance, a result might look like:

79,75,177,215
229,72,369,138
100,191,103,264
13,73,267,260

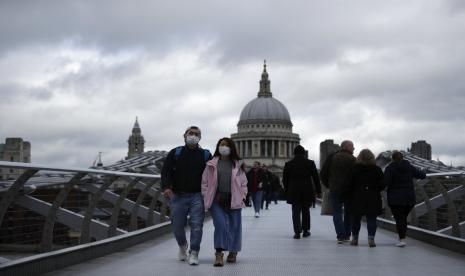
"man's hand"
163,189,173,200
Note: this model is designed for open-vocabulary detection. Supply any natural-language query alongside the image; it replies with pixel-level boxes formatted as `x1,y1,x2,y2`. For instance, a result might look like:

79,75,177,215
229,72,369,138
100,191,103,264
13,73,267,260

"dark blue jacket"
384,160,426,206
161,146,211,193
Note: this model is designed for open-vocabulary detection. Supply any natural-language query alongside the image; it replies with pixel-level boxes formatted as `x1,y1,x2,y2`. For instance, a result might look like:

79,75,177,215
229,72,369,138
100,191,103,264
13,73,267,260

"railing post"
108,177,141,237
40,172,87,252
432,177,462,237
0,169,38,227
129,180,157,231
80,175,119,243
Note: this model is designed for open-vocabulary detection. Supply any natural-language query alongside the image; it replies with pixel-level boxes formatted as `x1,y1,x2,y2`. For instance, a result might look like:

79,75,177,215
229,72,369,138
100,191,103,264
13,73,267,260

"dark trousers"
330,191,352,239
390,205,413,239
292,204,310,234
351,214,378,239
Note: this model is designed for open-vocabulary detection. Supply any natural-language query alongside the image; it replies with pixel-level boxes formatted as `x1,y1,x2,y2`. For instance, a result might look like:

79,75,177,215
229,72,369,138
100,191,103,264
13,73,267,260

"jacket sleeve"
320,154,332,188
238,169,248,199
201,166,210,198
411,165,426,180
310,161,321,194
282,163,290,194
377,167,386,191
161,149,175,191
383,165,393,189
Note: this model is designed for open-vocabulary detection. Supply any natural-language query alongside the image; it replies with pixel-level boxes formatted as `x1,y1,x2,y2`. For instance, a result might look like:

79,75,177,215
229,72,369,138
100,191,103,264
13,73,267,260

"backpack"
174,146,210,163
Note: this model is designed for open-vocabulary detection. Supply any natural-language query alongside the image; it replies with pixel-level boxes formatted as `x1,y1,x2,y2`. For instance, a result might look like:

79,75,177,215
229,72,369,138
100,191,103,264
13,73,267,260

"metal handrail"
0,161,160,179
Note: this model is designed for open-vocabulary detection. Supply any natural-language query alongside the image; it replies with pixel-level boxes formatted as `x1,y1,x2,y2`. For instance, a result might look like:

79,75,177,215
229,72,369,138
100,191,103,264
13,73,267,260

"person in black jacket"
348,149,384,247
283,145,321,239
384,151,426,247
161,126,212,265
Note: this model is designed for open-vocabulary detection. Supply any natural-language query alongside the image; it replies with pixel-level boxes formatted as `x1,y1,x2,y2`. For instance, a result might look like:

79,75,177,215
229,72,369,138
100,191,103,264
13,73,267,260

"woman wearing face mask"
201,137,248,267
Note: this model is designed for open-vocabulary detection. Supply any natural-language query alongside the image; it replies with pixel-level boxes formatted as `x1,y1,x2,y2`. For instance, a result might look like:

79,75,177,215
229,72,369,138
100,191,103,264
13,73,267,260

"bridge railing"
0,161,169,264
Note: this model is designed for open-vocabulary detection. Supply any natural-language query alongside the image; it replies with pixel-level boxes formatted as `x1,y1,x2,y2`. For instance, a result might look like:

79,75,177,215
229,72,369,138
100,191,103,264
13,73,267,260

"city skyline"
1,0,465,167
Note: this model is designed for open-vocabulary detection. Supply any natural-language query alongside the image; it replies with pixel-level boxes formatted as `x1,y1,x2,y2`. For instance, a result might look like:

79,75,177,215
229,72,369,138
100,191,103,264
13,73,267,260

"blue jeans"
330,191,351,239
210,201,242,252
351,214,377,239
251,191,263,213
170,192,205,252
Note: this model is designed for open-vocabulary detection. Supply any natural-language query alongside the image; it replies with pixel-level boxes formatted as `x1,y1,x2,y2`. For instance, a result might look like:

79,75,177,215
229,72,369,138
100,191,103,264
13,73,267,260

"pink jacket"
201,157,248,210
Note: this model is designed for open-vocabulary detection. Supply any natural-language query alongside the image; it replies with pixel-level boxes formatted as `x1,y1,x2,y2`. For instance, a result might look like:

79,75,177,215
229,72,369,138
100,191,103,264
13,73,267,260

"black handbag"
215,192,232,210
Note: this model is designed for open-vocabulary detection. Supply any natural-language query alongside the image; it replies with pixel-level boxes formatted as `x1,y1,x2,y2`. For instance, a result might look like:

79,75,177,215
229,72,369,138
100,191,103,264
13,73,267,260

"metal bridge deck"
47,203,465,276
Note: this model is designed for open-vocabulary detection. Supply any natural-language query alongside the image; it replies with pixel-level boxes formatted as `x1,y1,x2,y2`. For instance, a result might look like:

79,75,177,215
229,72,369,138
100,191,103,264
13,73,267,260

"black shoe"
293,233,301,239
303,231,311,237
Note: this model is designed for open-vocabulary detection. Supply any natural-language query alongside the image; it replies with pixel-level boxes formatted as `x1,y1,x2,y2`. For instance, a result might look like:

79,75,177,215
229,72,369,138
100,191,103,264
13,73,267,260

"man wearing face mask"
161,126,212,265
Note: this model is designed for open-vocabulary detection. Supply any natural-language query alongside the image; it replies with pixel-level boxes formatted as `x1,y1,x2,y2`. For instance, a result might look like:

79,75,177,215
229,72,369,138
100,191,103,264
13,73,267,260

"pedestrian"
246,161,265,218
270,173,281,205
348,149,384,247
201,137,248,267
261,164,273,210
161,126,212,265
384,151,426,247
283,145,321,239
320,140,356,243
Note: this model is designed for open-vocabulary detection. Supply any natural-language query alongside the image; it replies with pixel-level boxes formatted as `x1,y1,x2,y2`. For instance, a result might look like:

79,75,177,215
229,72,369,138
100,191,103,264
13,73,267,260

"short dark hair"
392,151,403,162
184,126,201,135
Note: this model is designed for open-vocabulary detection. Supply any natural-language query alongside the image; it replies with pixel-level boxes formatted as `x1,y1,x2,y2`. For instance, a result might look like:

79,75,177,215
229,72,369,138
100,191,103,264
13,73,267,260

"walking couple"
161,126,248,267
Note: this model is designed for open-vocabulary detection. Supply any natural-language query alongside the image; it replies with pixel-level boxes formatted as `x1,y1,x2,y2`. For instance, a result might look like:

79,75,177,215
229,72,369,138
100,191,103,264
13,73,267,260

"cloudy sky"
1,0,465,168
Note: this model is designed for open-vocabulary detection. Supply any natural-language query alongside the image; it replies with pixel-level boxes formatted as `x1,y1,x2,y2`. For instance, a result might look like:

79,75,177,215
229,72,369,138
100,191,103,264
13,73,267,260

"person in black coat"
384,151,426,247
348,149,384,247
283,145,321,239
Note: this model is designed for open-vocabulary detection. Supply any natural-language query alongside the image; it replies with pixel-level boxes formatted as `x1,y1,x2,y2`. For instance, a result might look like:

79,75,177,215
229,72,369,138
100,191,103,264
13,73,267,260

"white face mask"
185,135,200,145
218,146,231,156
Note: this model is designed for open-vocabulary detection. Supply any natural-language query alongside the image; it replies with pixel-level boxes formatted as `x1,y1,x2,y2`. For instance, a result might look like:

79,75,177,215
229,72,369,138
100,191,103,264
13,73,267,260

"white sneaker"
188,251,199,265
254,212,260,218
178,244,188,261
396,239,406,247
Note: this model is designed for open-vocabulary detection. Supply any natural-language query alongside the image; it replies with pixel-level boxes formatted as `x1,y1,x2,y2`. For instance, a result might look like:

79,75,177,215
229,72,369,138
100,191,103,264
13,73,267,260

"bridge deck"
47,203,465,276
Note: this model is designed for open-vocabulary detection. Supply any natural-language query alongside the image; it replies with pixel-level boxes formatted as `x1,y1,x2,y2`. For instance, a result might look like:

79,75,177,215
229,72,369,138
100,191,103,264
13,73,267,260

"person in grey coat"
321,140,356,243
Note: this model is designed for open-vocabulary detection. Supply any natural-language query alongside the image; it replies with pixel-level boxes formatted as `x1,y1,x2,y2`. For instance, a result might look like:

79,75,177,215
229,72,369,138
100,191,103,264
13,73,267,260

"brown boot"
368,239,376,248
226,252,237,263
214,252,224,267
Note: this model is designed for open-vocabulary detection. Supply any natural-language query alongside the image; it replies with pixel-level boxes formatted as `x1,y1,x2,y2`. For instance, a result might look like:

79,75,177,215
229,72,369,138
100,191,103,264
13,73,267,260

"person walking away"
246,161,265,218
384,151,426,247
283,145,321,239
271,174,281,204
348,149,384,247
320,140,356,243
202,138,248,267
161,126,212,265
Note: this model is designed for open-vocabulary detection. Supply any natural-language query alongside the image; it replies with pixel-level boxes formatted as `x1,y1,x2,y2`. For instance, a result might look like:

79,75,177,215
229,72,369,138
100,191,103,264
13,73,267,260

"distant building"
127,117,145,159
319,139,340,169
0,137,31,180
409,140,432,160
230,61,300,175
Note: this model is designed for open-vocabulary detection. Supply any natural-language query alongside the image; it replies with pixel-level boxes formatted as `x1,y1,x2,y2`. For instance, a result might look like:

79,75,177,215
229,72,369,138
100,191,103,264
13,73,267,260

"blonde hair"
356,149,376,165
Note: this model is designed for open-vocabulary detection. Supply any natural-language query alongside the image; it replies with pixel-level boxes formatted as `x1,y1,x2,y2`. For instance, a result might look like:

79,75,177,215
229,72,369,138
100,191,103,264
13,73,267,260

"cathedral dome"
239,97,291,124
237,61,292,126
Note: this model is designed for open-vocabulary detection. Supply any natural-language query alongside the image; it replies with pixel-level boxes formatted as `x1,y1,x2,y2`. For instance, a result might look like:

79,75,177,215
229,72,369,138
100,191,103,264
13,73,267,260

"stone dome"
237,61,292,126
239,97,291,124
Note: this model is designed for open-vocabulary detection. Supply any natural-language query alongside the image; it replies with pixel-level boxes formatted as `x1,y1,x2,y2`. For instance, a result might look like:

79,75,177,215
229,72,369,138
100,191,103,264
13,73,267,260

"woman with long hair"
348,149,384,247
201,137,248,266
384,151,426,247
